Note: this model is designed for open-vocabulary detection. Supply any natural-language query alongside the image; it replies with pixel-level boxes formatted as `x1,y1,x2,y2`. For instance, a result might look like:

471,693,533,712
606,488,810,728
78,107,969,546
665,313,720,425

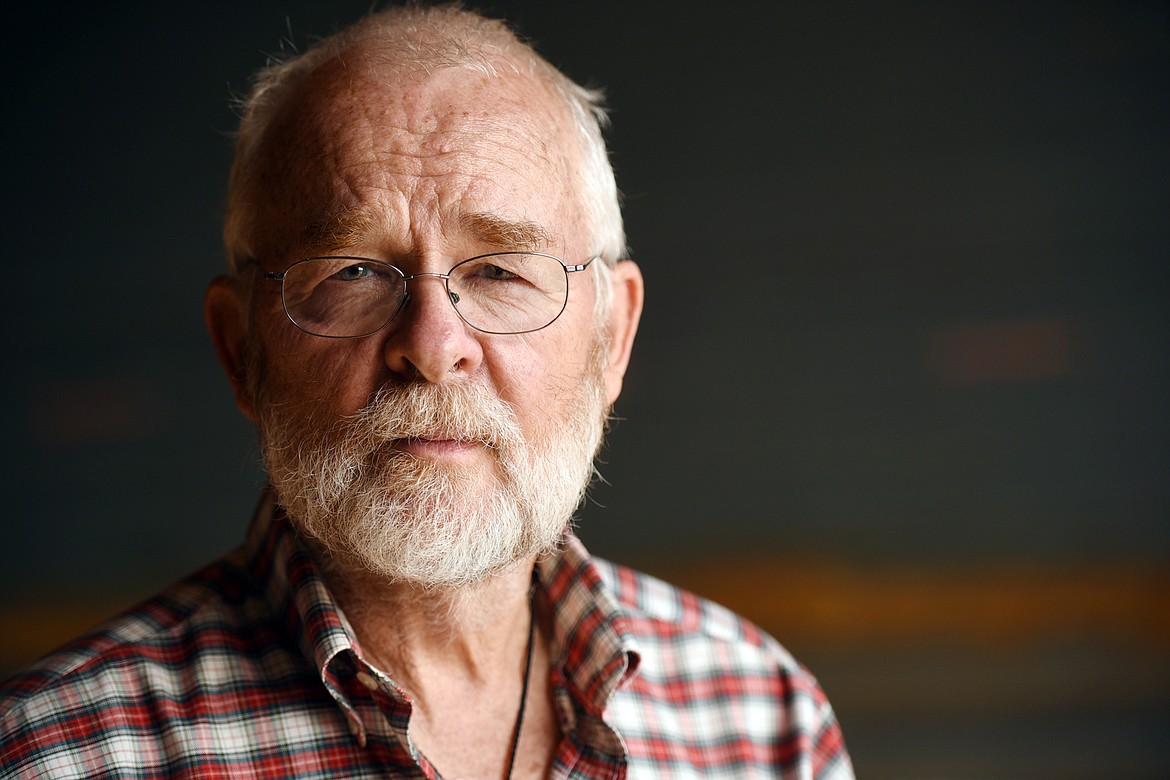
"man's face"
214,55,638,586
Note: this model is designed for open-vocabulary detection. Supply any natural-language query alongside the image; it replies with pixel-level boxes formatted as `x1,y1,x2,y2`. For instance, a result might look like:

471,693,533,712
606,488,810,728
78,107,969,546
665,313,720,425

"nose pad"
395,291,413,321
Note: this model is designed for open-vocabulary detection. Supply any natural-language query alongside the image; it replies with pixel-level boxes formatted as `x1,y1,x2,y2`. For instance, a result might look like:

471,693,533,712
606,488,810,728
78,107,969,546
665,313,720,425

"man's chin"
284,482,532,586
302,529,515,591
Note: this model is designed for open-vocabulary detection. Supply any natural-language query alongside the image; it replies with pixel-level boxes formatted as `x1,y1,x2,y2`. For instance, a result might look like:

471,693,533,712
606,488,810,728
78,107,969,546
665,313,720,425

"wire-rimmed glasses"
263,251,595,338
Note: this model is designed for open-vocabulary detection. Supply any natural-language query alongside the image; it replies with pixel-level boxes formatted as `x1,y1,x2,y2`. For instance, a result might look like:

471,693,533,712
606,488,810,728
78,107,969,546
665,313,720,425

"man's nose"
382,274,483,383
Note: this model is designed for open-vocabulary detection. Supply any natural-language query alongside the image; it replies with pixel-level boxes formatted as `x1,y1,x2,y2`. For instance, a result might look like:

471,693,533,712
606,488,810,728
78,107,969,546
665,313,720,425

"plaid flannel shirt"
2,495,852,778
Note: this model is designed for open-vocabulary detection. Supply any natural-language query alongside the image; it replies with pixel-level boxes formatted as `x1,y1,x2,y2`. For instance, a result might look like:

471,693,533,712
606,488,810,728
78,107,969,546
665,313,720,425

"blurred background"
4,1,1168,776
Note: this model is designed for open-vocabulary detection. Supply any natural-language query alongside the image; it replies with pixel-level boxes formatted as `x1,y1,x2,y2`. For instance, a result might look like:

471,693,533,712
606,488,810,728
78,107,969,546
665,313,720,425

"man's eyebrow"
295,208,551,257
461,212,552,251
298,207,378,257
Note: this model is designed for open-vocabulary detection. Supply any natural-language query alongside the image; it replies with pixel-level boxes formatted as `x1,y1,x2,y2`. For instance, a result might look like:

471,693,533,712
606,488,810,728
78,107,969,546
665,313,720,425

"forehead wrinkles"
335,121,561,252
367,74,566,179
252,63,580,257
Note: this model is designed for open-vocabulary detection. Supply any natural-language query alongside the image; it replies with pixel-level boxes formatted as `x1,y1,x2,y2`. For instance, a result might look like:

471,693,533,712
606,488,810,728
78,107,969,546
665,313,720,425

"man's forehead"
247,62,581,261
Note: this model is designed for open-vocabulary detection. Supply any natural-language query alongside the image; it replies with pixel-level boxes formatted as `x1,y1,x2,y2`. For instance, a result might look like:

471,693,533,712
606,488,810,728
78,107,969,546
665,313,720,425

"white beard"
256,347,608,589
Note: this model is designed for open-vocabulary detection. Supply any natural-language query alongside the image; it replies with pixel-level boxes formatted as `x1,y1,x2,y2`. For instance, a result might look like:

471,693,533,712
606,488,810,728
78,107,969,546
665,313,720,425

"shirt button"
356,671,379,691
346,716,367,748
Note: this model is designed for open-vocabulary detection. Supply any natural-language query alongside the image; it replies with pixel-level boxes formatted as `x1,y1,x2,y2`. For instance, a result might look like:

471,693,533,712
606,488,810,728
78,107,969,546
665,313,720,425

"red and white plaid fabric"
2,495,852,778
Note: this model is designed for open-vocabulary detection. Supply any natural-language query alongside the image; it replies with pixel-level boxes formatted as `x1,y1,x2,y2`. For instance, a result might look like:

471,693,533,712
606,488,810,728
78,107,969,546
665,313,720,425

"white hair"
224,3,626,292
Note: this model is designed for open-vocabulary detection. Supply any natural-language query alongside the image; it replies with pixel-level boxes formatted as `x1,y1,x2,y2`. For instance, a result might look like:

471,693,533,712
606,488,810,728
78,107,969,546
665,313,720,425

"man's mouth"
391,435,486,458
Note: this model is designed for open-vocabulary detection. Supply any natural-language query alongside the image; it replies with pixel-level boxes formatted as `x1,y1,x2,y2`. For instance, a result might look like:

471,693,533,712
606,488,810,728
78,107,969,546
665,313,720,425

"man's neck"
321,555,538,688
313,550,558,777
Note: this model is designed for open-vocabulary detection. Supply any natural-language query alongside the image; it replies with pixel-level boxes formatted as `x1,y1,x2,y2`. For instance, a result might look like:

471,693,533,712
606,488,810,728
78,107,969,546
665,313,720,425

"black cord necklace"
503,596,536,779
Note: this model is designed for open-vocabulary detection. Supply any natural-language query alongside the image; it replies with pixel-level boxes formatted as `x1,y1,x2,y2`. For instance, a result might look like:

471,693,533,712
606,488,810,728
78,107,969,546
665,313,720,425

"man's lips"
391,436,486,458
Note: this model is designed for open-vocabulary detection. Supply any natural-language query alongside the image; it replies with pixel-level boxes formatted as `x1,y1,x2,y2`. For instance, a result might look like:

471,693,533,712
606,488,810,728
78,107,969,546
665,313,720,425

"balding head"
224,4,625,274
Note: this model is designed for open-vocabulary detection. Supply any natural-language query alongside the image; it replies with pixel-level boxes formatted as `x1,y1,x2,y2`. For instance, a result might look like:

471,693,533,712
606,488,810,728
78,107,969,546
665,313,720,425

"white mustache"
343,380,523,452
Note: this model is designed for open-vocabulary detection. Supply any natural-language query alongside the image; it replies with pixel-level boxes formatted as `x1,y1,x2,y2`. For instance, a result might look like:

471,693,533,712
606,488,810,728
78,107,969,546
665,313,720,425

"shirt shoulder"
590,556,801,669
591,557,854,779
4,550,251,688
0,550,316,778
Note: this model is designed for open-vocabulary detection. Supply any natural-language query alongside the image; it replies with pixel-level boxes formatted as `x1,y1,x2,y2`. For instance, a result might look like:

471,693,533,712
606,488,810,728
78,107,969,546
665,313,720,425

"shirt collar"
537,534,642,715
243,492,642,732
243,491,356,678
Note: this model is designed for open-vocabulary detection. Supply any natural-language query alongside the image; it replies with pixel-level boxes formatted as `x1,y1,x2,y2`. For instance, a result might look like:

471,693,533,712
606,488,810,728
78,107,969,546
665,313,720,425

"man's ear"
204,275,257,421
602,259,644,405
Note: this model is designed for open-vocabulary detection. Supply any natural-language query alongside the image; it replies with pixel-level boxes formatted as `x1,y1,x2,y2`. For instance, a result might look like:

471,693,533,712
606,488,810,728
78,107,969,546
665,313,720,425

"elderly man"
2,6,852,778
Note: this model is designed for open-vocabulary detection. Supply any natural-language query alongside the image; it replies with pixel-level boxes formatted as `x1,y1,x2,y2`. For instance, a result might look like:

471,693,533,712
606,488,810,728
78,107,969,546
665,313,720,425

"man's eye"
479,264,519,281
335,264,371,281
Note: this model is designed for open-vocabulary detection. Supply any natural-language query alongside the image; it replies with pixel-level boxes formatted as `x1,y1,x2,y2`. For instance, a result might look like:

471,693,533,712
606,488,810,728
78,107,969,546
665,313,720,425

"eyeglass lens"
280,253,570,337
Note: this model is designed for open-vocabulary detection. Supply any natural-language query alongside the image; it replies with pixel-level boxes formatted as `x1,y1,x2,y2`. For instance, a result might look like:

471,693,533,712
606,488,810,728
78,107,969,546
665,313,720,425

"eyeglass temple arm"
566,256,599,273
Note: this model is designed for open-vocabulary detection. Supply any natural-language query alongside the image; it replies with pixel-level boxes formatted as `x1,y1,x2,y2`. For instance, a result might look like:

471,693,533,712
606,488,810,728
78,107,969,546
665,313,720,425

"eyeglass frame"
261,251,597,338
